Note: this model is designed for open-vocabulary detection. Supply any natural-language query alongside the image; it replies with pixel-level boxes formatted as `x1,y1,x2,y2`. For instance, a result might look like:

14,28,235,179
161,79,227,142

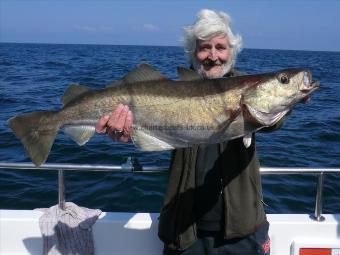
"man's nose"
208,48,218,61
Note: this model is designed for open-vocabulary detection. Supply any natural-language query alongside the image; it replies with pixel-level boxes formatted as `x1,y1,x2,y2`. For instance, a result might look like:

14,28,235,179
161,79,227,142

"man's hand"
95,104,133,142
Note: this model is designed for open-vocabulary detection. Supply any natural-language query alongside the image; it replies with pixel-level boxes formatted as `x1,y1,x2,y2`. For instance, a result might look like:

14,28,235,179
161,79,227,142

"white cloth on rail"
37,202,102,255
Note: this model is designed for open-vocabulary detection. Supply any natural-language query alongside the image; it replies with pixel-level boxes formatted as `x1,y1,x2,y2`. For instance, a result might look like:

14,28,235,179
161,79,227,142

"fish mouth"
300,71,320,95
299,71,320,102
302,81,319,102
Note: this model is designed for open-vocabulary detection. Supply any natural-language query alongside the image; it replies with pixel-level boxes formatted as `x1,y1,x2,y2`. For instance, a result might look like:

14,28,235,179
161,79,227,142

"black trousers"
163,221,270,255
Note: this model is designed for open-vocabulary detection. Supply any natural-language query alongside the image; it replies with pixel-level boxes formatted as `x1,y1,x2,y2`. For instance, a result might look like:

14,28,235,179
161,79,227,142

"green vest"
157,69,271,250
158,136,266,250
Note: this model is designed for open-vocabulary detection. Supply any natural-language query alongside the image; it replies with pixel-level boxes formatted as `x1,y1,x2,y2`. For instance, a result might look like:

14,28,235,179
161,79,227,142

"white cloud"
143,23,159,31
99,26,114,32
73,24,97,32
73,24,114,32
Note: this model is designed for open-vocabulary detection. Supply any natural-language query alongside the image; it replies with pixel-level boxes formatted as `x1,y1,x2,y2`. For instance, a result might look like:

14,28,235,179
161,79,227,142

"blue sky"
1,0,339,51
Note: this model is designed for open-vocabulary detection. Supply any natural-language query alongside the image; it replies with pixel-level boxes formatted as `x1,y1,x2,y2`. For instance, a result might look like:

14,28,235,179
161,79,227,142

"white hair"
183,9,243,68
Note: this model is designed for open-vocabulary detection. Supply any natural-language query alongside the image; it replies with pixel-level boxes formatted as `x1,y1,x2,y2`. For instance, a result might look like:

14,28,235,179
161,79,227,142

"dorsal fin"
177,67,201,81
106,80,123,88
62,84,92,105
122,63,167,83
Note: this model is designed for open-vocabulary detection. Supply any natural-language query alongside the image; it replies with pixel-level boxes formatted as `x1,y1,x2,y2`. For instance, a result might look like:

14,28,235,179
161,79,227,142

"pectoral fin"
215,108,241,132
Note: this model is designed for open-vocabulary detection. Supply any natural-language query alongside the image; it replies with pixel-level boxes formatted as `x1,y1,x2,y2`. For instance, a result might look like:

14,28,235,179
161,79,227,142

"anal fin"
64,125,95,146
132,129,175,151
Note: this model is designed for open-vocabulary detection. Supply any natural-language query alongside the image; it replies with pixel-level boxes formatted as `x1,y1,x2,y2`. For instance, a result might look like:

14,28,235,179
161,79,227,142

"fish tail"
8,111,60,166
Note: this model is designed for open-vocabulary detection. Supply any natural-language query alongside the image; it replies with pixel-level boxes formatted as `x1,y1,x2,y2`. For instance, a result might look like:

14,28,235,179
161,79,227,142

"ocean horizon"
2,41,340,54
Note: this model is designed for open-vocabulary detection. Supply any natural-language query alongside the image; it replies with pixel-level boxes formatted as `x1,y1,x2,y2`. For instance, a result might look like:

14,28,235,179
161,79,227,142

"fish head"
242,69,319,126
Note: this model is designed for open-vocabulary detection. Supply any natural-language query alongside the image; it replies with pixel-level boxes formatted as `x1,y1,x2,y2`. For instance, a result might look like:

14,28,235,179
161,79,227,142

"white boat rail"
0,161,339,222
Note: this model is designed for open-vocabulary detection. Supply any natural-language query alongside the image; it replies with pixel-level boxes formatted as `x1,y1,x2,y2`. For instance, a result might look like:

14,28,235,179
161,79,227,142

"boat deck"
1,210,339,255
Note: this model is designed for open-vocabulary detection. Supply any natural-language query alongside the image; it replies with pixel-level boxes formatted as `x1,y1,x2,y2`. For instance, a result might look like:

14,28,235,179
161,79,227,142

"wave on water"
0,96,17,104
45,61,71,68
0,59,14,66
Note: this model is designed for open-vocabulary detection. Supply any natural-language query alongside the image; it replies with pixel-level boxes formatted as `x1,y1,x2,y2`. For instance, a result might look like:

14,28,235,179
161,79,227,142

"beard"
192,58,233,79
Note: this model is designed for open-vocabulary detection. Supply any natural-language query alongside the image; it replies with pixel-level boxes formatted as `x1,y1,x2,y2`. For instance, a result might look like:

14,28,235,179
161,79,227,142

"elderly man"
96,9,271,255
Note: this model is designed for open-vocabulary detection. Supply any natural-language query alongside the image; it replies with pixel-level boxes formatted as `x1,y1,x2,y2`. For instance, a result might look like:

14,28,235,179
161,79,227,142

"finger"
104,105,123,135
109,105,129,131
124,110,133,134
107,104,125,130
95,115,110,133
109,104,124,125
118,111,133,142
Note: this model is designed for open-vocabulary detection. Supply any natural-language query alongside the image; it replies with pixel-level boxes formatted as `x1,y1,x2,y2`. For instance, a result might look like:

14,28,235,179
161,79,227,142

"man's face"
194,34,232,79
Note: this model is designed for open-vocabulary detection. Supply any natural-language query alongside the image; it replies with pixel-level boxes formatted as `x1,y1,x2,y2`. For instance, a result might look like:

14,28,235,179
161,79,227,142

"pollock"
8,64,319,166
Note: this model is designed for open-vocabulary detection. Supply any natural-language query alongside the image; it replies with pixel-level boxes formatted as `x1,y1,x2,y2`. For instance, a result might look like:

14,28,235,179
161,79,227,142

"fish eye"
278,74,290,84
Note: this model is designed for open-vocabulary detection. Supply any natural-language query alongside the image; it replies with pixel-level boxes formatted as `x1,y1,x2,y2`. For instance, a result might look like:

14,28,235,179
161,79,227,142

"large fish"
8,64,319,166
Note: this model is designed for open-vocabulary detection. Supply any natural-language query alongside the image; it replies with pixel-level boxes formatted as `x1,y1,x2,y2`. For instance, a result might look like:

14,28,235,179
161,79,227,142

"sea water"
0,43,339,213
